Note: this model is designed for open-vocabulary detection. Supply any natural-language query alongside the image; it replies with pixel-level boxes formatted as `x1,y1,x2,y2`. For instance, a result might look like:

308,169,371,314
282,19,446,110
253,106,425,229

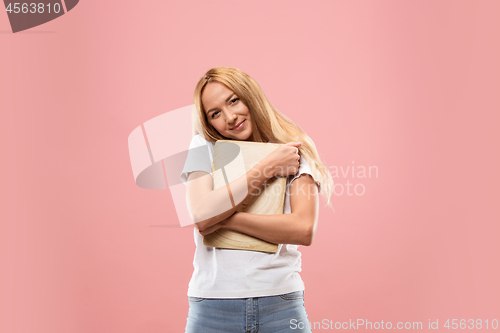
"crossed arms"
186,164,319,246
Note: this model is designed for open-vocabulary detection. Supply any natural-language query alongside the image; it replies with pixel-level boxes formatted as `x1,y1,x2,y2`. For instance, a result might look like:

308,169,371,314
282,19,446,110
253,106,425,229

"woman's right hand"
264,142,303,177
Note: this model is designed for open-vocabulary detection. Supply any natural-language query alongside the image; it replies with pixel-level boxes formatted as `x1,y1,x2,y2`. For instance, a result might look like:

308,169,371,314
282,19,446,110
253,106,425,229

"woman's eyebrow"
206,93,236,114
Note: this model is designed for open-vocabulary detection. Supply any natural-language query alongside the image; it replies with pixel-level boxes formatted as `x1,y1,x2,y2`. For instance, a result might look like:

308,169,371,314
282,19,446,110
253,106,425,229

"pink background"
1,1,499,332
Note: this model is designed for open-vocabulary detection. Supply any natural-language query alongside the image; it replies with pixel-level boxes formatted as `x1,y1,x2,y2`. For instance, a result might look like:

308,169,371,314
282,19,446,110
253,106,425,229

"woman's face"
201,81,253,141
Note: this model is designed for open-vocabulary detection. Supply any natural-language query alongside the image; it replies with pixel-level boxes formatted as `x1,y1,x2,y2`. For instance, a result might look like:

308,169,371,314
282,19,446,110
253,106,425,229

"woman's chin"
239,132,253,141
224,131,252,141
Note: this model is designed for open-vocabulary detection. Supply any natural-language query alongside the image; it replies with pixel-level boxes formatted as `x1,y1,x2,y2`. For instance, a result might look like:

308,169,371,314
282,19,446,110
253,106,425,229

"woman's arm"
186,142,302,231
200,174,320,246
187,161,274,231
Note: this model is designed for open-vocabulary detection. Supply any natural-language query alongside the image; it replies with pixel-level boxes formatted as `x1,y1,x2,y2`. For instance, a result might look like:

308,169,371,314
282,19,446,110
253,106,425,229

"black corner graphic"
64,0,77,12
4,0,79,33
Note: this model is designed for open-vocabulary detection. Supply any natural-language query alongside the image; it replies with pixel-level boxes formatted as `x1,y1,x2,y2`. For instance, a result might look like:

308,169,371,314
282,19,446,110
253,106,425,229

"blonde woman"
180,67,333,333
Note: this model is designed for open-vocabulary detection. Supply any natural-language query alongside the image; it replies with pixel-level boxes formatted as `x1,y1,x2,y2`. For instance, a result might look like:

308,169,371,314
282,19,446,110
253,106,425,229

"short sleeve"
289,156,321,193
179,134,213,185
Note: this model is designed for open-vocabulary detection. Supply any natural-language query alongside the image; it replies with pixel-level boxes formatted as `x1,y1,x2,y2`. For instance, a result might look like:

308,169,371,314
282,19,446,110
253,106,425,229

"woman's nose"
224,109,237,122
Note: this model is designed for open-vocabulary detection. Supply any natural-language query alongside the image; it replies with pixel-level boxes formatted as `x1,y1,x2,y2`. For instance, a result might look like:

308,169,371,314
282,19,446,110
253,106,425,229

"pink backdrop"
1,1,499,332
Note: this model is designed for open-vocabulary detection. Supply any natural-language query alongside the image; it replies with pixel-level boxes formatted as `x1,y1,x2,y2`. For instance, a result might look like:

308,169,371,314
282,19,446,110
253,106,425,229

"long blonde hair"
193,67,333,208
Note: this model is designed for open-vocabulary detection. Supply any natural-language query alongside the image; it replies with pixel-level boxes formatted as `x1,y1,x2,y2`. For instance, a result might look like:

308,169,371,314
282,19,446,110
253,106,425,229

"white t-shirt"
179,134,320,298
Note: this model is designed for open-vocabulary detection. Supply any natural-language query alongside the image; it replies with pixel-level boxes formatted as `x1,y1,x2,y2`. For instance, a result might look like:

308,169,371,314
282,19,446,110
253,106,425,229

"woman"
180,67,333,333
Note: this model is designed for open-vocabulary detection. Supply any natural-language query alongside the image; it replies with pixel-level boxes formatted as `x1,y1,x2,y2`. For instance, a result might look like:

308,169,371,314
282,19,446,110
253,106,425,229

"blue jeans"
185,290,312,333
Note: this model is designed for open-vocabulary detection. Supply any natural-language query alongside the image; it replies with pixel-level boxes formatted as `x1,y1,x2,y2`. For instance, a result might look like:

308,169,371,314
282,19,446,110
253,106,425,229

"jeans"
185,290,312,333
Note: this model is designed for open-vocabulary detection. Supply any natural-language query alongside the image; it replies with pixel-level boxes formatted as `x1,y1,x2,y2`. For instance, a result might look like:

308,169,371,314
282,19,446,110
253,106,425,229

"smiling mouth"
231,120,245,130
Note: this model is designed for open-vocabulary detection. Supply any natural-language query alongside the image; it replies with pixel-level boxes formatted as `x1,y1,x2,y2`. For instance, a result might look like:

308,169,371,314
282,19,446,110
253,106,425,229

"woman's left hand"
198,213,236,236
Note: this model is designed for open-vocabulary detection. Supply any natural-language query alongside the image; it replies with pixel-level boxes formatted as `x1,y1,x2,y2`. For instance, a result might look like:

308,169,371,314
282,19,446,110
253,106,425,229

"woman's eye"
211,111,220,118
230,98,239,105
